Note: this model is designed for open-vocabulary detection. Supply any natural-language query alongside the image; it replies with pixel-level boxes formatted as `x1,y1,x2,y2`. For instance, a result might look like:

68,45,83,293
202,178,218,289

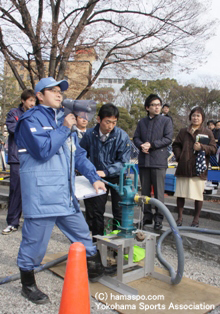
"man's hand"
63,113,76,129
93,180,107,193
97,170,106,177
141,142,151,154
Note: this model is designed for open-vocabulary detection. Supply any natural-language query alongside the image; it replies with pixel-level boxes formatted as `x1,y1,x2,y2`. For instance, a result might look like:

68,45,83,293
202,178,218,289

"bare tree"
0,75,21,130
0,0,215,98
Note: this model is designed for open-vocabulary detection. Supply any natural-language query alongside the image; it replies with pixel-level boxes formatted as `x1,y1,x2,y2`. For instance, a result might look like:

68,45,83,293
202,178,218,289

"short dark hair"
21,89,35,101
98,103,119,120
144,94,162,108
207,120,215,126
162,103,170,109
189,106,205,123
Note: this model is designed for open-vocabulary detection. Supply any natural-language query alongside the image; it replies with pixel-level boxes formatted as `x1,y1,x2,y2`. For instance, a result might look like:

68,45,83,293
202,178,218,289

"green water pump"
102,163,139,238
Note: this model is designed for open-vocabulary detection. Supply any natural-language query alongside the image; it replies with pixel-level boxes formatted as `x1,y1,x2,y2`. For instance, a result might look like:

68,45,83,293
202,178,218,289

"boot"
20,269,50,304
87,251,105,282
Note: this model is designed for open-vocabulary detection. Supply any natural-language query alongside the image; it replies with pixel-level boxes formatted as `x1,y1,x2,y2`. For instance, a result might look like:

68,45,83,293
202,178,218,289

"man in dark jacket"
161,103,173,123
74,112,88,143
80,103,131,237
133,94,173,230
2,89,35,235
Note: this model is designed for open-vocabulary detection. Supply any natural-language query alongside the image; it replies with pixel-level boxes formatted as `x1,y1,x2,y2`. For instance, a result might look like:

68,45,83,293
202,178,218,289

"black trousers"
139,167,166,223
7,163,22,227
84,176,122,236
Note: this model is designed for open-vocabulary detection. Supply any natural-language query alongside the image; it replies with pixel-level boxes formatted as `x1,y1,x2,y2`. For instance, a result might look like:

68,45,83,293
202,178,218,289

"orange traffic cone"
59,242,90,314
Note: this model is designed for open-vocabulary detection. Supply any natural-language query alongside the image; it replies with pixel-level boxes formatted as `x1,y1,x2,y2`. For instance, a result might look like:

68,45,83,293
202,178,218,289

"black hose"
0,254,68,285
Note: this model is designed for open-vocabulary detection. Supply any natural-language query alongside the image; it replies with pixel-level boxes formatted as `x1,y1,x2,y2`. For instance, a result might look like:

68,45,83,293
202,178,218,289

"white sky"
174,0,220,86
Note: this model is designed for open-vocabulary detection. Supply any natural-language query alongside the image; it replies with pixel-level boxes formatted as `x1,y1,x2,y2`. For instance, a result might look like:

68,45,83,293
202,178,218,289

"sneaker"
2,225,18,235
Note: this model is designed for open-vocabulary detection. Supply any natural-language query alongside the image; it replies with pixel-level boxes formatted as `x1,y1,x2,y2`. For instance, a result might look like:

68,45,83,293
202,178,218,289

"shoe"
20,269,50,304
176,219,182,227
104,264,117,276
191,221,199,228
143,219,153,225
154,222,163,230
2,225,18,235
87,251,105,282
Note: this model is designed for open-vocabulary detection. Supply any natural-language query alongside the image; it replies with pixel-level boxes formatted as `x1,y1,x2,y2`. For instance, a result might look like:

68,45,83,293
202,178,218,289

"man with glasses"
14,77,107,304
133,94,173,230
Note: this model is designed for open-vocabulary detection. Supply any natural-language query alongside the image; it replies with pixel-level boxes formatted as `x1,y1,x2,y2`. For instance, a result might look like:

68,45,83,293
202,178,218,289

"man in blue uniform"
14,77,106,304
2,89,35,235
80,104,131,237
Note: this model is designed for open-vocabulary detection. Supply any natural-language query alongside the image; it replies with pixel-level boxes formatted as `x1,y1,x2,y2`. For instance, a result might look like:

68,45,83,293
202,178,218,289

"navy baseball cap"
35,77,69,94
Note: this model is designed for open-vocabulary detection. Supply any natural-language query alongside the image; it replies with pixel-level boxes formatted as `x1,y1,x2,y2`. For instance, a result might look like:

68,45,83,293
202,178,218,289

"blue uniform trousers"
17,212,96,271
7,163,22,227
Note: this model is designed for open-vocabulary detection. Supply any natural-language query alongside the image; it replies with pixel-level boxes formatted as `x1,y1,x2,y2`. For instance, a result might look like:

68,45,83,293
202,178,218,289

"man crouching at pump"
14,77,107,304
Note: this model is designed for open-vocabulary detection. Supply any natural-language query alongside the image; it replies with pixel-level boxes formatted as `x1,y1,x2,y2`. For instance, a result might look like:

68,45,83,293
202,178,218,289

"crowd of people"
0,76,218,304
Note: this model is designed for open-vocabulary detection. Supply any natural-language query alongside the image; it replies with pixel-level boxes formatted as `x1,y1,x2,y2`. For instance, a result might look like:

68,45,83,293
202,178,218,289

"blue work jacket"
80,124,131,177
14,105,100,218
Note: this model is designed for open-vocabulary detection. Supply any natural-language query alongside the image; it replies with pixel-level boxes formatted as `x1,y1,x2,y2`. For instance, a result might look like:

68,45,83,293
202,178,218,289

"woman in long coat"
172,106,216,227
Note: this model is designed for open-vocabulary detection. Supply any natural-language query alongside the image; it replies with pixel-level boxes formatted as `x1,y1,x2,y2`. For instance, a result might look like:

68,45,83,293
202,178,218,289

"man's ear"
145,107,149,112
97,116,101,123
36,91,43,103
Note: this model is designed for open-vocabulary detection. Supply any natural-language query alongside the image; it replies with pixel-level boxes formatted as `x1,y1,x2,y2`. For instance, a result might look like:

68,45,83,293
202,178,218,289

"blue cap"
35,77,69,94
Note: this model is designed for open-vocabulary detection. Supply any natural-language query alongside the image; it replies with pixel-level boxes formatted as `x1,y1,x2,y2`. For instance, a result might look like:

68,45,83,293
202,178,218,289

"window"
108,79,112,83
20,65,24,70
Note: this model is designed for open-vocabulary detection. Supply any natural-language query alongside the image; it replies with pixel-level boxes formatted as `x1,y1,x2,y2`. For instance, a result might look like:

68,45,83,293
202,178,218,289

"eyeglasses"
44,87,64,96
149,103,162,107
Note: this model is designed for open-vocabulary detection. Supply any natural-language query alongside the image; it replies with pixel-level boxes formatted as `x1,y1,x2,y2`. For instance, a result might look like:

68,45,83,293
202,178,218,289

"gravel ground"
0,211,219,314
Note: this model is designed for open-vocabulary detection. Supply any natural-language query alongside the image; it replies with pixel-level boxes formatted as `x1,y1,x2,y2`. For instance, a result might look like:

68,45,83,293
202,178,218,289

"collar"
19,103,25,112
40,104,57,122
99,129,110,138
148,114,159,120
76,127,86,133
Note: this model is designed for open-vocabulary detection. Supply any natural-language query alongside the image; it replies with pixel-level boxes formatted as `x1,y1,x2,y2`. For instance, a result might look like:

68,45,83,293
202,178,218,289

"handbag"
196,150,207,176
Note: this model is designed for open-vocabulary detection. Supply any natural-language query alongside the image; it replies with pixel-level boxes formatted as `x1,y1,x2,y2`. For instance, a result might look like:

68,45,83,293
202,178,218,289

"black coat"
133,115,173,168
